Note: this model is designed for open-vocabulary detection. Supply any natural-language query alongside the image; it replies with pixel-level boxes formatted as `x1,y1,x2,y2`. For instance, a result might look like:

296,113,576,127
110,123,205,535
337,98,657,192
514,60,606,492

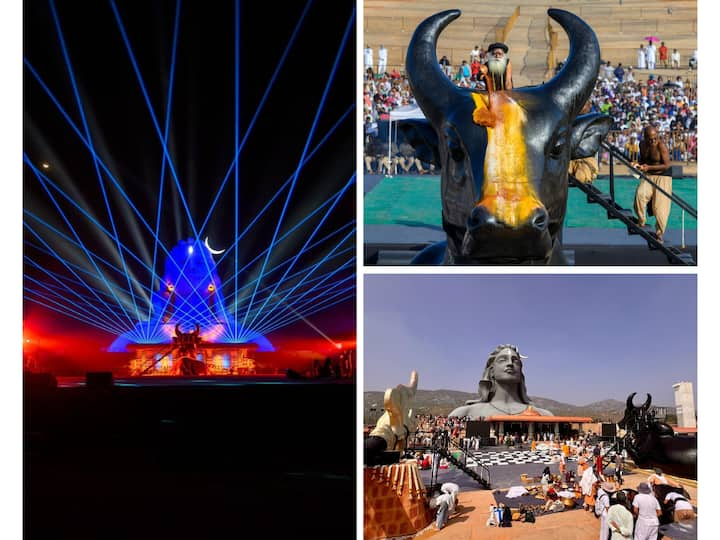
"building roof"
485,407,593,423
485,415,594,423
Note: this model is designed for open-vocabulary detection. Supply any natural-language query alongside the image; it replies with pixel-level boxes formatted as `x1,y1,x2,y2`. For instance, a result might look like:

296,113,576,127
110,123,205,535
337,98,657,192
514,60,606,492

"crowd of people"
363,41,697,177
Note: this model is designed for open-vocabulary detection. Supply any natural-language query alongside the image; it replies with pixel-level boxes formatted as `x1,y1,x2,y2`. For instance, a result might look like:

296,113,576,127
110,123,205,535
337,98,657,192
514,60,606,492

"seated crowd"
363,51,697,175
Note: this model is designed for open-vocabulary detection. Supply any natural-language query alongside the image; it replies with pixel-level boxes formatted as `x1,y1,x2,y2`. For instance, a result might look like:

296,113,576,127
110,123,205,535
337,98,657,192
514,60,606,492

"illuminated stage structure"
109,237,270,376
23,1,356,377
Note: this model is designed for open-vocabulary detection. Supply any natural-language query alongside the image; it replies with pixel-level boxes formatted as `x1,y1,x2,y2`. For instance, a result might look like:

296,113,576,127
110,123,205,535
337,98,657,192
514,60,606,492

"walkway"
414,471,697,540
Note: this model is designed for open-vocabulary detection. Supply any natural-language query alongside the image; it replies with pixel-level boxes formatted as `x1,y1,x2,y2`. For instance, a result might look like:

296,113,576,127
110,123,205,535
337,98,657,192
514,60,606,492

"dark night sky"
23,0,356,344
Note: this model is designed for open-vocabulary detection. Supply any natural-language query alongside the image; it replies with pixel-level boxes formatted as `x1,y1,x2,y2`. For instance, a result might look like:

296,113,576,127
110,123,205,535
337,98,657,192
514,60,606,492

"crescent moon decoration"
204,237,226,255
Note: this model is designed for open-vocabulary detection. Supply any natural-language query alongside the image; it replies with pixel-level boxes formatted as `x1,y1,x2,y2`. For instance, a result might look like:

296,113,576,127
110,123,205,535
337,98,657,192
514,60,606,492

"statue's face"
492,349,523,383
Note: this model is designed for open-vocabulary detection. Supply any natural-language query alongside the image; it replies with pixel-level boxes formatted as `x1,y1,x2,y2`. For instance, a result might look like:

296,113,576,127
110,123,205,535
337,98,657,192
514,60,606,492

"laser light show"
23,0,356,375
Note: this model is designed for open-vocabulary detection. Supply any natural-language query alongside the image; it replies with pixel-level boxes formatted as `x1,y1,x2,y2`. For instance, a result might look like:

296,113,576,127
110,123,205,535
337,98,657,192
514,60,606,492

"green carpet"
364,175,697,230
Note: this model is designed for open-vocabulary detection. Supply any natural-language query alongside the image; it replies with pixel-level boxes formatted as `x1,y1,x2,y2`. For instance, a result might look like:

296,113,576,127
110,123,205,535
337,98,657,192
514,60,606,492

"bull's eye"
549,134,567,159
448,138,465,162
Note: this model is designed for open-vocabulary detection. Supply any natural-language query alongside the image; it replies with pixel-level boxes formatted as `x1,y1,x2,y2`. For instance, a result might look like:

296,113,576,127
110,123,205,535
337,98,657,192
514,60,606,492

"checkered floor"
469,449,578,466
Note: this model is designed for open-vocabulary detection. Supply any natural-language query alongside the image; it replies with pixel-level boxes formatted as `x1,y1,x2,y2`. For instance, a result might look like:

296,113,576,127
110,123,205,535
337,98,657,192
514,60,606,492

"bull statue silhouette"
618,393,696,480
403,9,612,264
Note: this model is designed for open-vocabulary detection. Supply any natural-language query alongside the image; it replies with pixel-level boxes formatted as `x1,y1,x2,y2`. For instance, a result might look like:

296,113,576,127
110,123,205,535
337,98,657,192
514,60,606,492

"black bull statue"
618,393,697,480
403,9,612,264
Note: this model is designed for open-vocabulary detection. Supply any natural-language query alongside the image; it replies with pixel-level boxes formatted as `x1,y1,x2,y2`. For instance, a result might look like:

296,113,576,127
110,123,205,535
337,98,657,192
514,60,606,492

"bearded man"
484,42,513,91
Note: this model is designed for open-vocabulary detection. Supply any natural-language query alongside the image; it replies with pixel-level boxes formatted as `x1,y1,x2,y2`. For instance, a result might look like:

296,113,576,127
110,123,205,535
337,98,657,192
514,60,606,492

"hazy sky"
364,274,696,407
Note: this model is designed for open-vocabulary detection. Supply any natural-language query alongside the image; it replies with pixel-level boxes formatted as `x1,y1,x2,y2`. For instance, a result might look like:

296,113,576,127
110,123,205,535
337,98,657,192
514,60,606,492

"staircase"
437,445,492,489
569,143,696,265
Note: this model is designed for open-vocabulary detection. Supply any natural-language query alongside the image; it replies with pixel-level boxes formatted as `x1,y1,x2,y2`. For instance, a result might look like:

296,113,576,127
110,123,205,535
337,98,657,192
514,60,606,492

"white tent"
385,104,425,176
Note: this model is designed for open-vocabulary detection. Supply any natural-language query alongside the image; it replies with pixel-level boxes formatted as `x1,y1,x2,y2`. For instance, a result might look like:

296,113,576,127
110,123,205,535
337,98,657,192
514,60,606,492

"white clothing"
607,504,634,539
664,492,692,511
378,46,388,74
647,473,668,486
580,465,597,496
632,493,660,540
646,44,656,69
470,48,480,63
436,492,455,514
671,50,681,67
597,489,611,540
364,47,373,71
486,505,499,526
637,48,647,69
506,486,528,498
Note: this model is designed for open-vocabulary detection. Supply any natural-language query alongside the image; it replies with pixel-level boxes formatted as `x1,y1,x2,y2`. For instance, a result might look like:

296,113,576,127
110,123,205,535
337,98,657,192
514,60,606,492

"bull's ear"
570,113,613,159
398,119,441,167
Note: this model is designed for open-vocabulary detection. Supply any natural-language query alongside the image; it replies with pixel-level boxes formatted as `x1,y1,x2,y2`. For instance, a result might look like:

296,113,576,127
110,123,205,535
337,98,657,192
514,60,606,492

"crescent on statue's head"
204,237,226,255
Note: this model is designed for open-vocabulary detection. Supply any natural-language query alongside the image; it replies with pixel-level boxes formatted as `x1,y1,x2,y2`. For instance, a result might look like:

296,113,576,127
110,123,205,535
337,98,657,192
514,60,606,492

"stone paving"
414,469,698,540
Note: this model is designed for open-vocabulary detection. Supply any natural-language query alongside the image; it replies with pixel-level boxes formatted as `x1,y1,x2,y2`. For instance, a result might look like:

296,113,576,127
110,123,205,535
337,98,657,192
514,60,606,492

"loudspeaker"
86,371,114,388
466,420,491,438
601,423,617,437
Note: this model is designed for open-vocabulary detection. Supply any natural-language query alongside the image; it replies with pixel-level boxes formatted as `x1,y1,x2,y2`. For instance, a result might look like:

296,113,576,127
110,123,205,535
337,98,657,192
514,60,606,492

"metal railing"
602,142,696,219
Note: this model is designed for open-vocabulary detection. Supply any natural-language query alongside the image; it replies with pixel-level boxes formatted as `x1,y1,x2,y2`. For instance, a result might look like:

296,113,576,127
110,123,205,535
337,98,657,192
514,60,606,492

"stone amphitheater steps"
364,1,696,81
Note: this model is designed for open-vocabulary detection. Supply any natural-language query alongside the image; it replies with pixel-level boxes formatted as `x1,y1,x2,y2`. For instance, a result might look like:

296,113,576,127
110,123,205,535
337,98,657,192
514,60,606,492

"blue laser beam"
25,157,136,326
244,173,355,332
147,0,182,337
251,261,355,335
196,0,314,237
246,226,355,336
240,9,355,335
49,0,144,326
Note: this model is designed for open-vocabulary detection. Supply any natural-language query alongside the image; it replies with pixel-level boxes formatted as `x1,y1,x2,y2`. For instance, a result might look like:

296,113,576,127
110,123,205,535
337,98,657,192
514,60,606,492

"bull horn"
642,393,652,410
175,323,181,337
405,10,462,125
626,392,637,410
542,9,601,117
194,323,200,336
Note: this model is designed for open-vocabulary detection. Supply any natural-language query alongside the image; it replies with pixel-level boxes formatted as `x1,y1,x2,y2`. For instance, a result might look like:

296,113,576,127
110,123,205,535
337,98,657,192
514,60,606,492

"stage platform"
365,224,697,266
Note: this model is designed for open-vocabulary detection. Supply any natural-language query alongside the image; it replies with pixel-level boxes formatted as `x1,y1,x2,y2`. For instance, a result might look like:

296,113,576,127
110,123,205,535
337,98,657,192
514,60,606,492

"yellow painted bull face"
470,92,545,229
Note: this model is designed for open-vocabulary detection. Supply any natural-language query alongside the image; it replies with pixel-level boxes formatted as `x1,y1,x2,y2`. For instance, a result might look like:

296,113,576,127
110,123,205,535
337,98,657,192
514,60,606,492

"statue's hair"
478,344,531,404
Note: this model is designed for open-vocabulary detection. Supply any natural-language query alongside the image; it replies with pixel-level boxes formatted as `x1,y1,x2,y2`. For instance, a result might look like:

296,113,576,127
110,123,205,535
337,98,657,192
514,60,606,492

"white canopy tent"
385,104,425,176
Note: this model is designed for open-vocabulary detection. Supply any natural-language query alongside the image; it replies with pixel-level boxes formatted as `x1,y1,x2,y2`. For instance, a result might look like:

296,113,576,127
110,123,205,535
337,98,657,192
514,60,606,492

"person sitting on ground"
543,485,560,513
519,505,535,523
500,503,513,527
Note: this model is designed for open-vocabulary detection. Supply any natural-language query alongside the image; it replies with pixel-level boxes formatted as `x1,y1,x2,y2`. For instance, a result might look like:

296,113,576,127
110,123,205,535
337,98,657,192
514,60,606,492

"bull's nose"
530,207,548,232
467,205,497,231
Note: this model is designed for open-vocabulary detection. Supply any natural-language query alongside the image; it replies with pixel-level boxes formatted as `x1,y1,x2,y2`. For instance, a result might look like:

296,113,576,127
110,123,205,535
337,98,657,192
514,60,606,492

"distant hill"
363,389,666,424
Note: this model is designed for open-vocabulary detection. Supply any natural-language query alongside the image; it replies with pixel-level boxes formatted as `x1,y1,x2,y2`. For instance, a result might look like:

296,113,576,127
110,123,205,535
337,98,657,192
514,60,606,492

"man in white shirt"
646,42,657,70
378,45,388,75
632,482,661,540
671,49,681,69
470,45,481,64
364,45,374,73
